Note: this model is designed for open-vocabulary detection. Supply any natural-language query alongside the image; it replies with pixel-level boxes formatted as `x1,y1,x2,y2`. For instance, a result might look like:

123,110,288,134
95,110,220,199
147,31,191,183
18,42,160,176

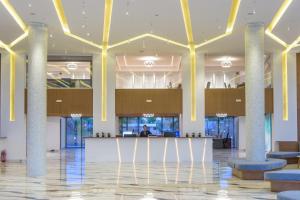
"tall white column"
182,52,205,135
92,53,116,136
245,23,265,161
27,23,48,177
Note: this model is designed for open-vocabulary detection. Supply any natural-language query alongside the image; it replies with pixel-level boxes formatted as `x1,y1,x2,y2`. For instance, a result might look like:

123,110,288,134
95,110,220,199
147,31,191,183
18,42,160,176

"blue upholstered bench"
277,191,300,200
265,170,300,192
228,159,287,180
267,152,300,164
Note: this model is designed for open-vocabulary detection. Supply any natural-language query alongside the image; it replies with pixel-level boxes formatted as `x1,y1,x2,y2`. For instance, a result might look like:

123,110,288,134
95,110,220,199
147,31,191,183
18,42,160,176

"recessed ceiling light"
287,27,290,31
67,63,78,70
86,32,90,36
82,10,86,15
49,34,53,38
248,10,256,15
125,11,129,15
81,24,86,29
28,3,32,8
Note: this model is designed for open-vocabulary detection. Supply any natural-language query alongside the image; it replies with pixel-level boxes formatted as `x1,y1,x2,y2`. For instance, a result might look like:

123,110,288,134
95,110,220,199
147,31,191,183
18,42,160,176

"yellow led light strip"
0,0,29,121
9,53,16,121
265,0,300,120
108,33,188,49
179,0,197,121
101,0,113,121
52,0,102,49
195,0,241,48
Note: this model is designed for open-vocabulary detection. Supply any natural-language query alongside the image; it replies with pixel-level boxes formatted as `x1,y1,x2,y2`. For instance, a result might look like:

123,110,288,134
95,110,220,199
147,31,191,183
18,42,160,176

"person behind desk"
140,125,151,137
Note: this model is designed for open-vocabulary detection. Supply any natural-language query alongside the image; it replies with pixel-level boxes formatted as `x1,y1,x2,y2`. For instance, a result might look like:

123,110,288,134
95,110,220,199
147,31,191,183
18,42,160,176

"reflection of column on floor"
245,23,265,161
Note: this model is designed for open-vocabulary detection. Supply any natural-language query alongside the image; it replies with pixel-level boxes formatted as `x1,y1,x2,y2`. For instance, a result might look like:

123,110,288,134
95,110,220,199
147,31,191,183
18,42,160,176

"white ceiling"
1,0,300,56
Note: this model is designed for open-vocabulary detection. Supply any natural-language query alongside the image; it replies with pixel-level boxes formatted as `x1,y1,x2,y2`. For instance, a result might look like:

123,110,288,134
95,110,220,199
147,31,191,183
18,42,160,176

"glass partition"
47,61,92,88
119,116,179,136
65,117,93,148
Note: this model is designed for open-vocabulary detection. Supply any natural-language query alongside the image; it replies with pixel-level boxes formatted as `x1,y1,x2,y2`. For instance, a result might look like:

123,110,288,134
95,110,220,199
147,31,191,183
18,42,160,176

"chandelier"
144,60,155,67
221,58,232,68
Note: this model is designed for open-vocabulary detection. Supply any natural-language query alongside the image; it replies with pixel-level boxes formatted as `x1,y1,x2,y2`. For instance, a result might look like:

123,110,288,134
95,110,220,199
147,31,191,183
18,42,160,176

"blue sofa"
277,191,300,200
265,170,300,192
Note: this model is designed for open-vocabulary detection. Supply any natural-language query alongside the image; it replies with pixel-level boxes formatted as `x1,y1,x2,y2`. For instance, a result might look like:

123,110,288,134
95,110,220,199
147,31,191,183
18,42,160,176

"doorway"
65,117,93,148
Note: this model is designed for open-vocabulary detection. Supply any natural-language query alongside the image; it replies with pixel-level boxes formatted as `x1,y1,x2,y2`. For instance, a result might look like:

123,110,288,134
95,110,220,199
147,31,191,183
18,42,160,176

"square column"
182,52,205,135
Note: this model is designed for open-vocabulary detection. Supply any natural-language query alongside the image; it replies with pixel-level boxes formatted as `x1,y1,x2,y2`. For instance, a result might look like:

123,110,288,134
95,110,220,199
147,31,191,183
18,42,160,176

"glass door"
65,117,93,148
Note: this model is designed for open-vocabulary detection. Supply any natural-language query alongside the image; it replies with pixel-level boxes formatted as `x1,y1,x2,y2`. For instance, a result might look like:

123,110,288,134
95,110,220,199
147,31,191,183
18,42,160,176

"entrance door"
66,117,93,148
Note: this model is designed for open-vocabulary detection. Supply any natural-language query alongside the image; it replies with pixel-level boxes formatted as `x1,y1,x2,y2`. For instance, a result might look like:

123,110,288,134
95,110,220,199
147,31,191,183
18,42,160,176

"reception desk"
85,137,213,163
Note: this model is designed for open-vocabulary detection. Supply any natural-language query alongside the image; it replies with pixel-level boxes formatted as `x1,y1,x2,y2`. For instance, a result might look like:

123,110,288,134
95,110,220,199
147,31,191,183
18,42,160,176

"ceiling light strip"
101,0,113,121
179,0,197,121
66,33,102,49
9,31,29,48
265,30,288,47
147,34,188,48
179,0,194,43
195,33,229,48
52,0,102,49
9,52,16,121
52,0,70,33
266,0,293,32
0,0,27,31
108,34,148,49
226,0,241,33
108,33,188,49
196,0,241,49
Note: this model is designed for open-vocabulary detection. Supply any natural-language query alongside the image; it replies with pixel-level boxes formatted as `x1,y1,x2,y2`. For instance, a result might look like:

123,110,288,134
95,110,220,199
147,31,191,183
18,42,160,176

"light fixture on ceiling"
67,63,78,70
144,60,154,67
220,57,232,68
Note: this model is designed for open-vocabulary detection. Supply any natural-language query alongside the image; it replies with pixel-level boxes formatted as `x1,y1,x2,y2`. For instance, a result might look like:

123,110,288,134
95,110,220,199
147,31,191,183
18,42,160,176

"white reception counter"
85,137,212,163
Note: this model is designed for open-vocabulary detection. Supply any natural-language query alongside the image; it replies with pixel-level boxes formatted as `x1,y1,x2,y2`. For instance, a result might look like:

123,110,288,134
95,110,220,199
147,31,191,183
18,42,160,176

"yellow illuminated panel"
179,0,194,43
9,53,16,121
101,0,113,121
226,0,241,33
0,0,27,31
9,31,28,48
52,0,102,49
196,0,241,48
282,52,288,121
108,33,188,49
190,46,197,121
265,30,287,48
266,0,293,33
265,0,300,120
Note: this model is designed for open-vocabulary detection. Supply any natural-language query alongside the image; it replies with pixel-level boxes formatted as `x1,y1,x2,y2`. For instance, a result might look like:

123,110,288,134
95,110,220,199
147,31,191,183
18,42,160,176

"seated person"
140,125,152,137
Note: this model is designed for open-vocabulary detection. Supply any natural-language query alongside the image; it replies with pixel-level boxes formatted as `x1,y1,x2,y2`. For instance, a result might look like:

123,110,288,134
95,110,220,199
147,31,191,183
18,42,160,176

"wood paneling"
25,88,273,117
205,88,273,116
25,89,92,116
115,89,182,116
270,181,300,192
278,141,299,152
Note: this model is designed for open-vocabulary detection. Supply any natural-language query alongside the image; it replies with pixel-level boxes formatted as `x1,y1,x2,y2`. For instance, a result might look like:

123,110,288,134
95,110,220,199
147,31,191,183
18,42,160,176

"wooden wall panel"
25,88,273,117
205,88,273,116
115,89,182,116
25,89,93,116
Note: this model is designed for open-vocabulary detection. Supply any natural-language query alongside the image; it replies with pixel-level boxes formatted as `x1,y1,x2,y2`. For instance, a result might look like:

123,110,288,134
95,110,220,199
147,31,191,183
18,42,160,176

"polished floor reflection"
0,149,277,200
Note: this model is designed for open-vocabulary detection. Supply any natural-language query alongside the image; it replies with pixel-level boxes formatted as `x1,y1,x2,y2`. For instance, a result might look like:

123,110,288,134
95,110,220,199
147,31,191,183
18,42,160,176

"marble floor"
0,149,286,200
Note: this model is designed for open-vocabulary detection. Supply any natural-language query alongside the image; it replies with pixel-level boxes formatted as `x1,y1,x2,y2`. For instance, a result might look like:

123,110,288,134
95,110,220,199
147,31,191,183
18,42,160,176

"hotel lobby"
1,0,300,199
